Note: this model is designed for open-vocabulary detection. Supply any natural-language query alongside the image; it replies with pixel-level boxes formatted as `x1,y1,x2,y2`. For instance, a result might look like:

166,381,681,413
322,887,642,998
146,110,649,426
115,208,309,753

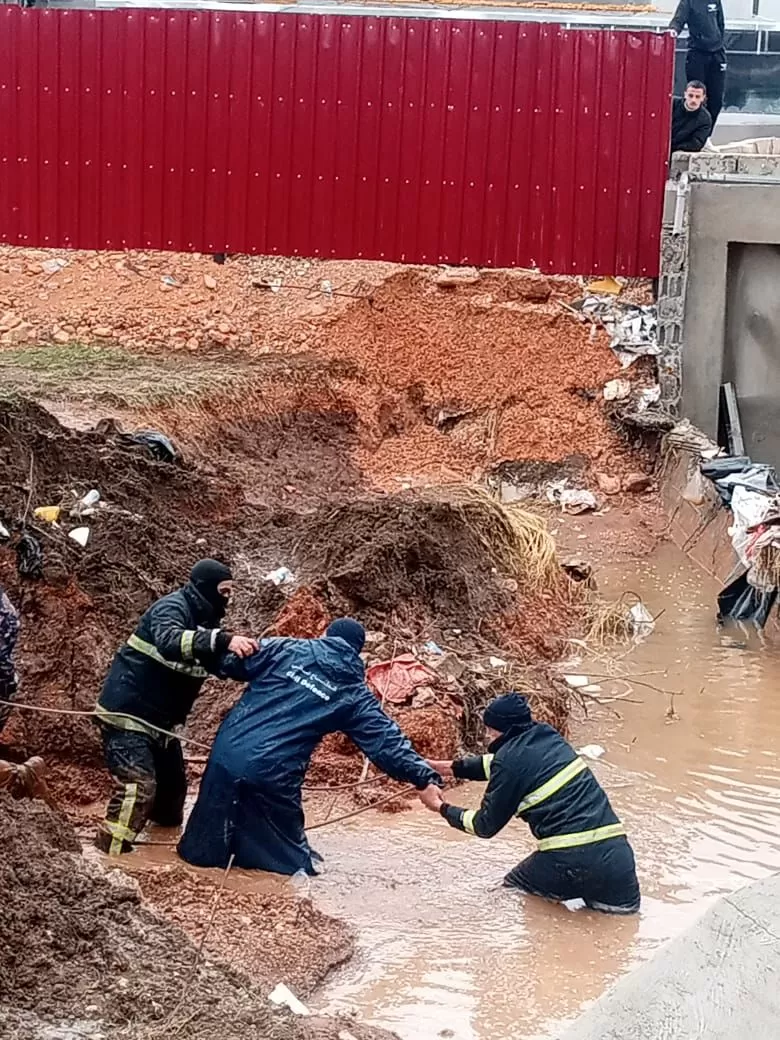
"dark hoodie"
98,575,232,732
670,0,725,53
671,96,712,154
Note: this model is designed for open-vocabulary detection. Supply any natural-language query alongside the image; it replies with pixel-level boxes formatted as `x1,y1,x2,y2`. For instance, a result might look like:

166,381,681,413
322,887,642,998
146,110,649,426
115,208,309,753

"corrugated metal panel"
0,7,673,274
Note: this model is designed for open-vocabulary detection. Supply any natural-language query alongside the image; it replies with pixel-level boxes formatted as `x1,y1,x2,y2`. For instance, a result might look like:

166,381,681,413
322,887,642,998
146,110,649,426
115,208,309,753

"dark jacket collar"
488,721,536,754
182,582,222,626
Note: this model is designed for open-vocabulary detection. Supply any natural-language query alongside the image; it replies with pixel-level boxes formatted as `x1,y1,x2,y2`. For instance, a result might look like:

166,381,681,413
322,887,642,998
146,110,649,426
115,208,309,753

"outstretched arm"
343,690,441,790
439,755,527,839
148,598,257,669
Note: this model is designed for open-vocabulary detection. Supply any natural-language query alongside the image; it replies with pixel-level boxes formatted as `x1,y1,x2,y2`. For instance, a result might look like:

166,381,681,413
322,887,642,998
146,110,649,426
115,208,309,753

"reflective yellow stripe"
108,781,138,856
462,809,477,835
180,630,195,661
537,823,626,852
94,703,160,739
482,754,494,780
516,757,587,816
127,633,208,678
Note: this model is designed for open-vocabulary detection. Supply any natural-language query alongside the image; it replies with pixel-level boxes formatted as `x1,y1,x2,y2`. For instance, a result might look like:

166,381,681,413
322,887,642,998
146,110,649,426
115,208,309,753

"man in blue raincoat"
178,618,442,875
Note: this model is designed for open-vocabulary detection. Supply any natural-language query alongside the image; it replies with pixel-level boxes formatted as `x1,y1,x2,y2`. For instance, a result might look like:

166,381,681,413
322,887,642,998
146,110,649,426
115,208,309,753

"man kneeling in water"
423,693,640,914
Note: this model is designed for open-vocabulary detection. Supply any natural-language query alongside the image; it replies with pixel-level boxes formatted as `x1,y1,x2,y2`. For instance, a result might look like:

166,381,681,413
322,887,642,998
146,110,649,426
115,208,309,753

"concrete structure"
559,875,780,1040
658,150,780,469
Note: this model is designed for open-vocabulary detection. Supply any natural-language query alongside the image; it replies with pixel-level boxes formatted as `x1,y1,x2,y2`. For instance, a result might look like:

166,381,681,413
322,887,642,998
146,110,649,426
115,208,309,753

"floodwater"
311,542,780,1040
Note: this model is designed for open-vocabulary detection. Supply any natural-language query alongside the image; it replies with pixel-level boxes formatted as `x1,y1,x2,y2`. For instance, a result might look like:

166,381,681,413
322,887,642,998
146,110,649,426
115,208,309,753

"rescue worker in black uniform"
95,559,257,855
423,693,640,914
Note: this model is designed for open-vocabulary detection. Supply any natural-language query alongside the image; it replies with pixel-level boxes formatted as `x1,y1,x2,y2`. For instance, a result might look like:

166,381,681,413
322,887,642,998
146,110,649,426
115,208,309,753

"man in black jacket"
670,0,727,129
671,81,713,154
422,693,640,914
95,559,257,855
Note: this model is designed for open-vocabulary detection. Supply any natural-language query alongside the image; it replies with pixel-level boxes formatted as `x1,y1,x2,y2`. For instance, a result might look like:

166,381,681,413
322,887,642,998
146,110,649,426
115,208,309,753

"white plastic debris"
41,257,68,276
578,744,606,761
581,684,603,694
570,295,659,367
636,385,661,411
546,481,598,515
268,983,310,1016
563,674,590,688
562,898,586,912
628,601,655,641
0,521,9,540
80,489,100,509
264,566,295,586
68,527,91,548
489,656,508,669
603,378,632,402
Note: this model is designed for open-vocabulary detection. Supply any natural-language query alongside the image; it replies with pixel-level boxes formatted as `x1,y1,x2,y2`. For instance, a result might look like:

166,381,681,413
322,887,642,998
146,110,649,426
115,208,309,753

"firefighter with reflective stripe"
423,693,640,914
95,559,257,855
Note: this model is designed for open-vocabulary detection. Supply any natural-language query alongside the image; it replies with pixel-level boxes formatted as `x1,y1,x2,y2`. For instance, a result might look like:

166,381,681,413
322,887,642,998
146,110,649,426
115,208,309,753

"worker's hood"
304,636,366,686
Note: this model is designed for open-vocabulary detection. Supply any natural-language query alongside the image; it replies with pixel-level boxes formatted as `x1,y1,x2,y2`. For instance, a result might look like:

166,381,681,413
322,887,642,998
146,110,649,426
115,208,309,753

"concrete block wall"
657,150,780,417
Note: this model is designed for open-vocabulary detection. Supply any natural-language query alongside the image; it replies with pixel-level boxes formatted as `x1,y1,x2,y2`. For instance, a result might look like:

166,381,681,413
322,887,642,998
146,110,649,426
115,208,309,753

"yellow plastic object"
33,505,61,523
587,276,622,295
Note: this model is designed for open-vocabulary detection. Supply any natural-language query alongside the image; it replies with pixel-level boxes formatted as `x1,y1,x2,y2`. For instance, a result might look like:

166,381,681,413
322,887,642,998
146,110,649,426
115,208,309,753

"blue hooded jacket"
178,635,439,873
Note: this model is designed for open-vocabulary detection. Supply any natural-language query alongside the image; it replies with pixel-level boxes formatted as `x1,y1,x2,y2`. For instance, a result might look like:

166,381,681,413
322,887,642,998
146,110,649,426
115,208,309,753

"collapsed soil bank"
0,793,391,1040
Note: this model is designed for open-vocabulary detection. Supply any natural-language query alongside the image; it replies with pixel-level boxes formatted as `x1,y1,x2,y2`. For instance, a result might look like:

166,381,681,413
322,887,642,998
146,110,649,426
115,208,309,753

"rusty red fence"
0,7,673,275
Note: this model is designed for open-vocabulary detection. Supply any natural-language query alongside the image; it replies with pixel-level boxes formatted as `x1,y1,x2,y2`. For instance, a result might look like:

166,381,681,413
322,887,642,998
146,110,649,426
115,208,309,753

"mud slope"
0,793,393,1040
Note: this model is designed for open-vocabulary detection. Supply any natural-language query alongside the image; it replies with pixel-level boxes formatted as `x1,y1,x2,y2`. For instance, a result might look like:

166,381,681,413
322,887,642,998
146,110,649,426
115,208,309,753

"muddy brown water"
307,542,780,1039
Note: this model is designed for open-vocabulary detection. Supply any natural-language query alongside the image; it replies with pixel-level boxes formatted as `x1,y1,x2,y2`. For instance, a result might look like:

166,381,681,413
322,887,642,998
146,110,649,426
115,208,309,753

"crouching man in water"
424,693,640,914
178,618,443,875
95,559,257,856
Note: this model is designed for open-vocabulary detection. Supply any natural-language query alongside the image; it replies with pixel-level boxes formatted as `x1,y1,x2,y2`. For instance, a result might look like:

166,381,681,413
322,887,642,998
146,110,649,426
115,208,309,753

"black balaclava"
189,559,232,619
326,618,366,654
483,693,533,734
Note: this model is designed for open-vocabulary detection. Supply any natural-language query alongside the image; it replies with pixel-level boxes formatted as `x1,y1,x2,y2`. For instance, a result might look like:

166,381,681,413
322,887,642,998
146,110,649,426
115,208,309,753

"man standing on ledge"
422,693,640,914
670,0,727,131
671,81,713,155
95,559,257,856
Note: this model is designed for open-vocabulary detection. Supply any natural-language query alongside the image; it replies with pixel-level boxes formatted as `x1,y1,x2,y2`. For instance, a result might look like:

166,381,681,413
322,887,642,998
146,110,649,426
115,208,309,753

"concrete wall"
558,875,780,1040
658,152,780,468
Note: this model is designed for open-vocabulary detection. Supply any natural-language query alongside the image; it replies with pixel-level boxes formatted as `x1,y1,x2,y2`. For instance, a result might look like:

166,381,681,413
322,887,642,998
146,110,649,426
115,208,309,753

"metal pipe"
673,172,689,235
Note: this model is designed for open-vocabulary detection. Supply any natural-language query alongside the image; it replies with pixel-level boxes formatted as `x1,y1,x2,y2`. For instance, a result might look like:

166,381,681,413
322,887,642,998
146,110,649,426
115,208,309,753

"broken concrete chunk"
434,266,481,288
596,472,622,496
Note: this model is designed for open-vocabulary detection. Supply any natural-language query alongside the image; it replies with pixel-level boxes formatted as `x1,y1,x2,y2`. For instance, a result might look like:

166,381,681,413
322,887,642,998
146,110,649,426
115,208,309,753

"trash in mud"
33,505,61,523
265,566,296,587
563,674,590,688
627,601,655,641
130,429,178,463
15,532,43,580
578,744,606,760
547,482,598,514
68,526,91,548
0,521,9,540
268,983,310,1016
566,295,659,367
367,656,436,705
603,378,632,401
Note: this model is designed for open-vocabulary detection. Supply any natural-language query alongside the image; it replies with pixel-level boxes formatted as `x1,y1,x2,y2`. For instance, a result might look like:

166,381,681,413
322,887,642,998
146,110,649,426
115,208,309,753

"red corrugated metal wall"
0,7,673,275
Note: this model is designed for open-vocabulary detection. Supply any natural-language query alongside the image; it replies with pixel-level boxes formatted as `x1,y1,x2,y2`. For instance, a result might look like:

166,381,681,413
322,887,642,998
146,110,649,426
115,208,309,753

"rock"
468,294,493,313
93,326,113,339
217,322,231,335
596,472,622,496
412,686,437,708
622,472,652,494
3,321,34,345
504,272,552,302
186,337,200,352
204,274,217,291
53,331,70,344
0,311,21,332
434,266,481,288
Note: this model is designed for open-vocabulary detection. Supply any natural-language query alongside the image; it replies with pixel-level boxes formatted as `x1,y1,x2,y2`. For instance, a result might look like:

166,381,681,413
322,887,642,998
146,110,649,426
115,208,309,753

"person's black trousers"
95,725,187,855
686,48,727,130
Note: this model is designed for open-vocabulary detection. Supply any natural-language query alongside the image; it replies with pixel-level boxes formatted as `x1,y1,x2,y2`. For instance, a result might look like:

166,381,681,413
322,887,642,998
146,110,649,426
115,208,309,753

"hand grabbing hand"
228,635,259,658
419,783,444,812
426,759,454,779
